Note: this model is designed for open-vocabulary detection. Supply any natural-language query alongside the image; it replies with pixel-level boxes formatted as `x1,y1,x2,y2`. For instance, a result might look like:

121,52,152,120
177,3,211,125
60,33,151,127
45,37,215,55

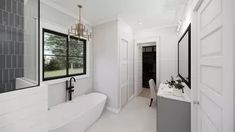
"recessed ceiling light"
138,22,143,25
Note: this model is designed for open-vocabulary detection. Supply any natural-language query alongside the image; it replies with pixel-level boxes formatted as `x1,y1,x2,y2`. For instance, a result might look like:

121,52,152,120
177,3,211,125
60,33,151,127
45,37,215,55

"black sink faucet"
66,77,76,101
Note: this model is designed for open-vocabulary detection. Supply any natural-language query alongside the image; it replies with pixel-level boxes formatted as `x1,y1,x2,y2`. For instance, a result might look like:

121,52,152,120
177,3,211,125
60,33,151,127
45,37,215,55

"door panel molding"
197,0,234,131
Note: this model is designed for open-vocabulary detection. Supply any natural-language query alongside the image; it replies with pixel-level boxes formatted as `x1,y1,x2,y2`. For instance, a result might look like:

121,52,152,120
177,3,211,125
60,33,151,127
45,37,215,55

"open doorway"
142,46,156,88
134,38,159,98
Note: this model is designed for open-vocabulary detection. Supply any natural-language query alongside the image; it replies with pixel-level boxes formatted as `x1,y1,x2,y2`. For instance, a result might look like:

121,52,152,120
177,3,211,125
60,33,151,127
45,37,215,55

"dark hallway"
142,46,156,88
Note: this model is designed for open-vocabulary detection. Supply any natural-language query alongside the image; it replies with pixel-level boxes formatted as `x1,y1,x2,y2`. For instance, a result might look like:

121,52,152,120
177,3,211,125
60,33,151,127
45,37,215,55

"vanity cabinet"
157,83,191,132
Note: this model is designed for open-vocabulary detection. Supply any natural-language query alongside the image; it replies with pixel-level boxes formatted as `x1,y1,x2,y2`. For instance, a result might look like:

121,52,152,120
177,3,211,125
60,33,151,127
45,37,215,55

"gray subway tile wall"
0,0,24,93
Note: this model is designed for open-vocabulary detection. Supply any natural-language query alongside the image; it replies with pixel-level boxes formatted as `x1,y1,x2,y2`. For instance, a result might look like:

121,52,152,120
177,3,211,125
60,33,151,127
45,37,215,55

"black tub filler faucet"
66,77,76,101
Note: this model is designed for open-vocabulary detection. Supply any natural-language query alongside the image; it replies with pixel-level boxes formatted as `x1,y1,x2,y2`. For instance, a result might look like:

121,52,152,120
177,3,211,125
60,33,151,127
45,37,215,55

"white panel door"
197,0,234,132
120,39,129,107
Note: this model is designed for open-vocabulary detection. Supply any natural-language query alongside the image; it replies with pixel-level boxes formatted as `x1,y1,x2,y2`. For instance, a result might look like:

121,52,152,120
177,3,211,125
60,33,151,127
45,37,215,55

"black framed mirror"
178,24,191,88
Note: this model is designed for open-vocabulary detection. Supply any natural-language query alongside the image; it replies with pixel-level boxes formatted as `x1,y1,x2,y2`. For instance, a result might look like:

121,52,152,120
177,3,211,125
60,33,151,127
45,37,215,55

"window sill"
42,74,89,85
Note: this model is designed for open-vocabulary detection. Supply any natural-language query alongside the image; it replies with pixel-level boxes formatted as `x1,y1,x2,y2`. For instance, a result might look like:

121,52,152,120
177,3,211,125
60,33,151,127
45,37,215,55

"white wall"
179,1,199,132
158,28,178,82
118,19,135,100
0,84,48,132
178,0,193,36
233,0,235,130
93,20,119,110
40,2,93,107
24,0,38,82
134,45,143,96
93,19,134,111
135,26,178,84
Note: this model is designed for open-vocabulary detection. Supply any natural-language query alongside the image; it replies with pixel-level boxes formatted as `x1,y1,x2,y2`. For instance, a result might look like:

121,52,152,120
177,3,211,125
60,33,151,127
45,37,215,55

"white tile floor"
139,88,151,98
86,96,156,132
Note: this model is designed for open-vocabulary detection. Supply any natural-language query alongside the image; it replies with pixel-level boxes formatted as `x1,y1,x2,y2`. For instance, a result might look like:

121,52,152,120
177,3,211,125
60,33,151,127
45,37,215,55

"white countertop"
157,83,191,103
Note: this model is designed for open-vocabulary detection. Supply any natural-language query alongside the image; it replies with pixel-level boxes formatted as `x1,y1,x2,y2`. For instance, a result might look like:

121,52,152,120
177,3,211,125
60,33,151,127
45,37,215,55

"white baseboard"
106,106,121,114
135,88,143,96
128,94,134,101
105,94,135,114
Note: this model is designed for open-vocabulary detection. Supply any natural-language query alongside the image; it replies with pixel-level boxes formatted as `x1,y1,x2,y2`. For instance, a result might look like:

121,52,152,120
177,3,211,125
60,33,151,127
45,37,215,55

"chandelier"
68,5,92,40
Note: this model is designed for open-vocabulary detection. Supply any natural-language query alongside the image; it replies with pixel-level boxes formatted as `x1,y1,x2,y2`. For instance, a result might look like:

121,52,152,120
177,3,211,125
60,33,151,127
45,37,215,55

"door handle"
193,101,200,105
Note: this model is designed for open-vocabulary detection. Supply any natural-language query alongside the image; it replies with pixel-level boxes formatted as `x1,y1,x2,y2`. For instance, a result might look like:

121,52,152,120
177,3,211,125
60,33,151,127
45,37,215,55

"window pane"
68,57,84,75
44,56,67,78
43,30,87,80
145,47,152,52
69,38,84,57
44,32,67,56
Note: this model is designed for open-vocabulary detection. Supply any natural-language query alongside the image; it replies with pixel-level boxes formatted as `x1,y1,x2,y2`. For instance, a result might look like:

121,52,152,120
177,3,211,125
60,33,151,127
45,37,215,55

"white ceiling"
50,0,188,30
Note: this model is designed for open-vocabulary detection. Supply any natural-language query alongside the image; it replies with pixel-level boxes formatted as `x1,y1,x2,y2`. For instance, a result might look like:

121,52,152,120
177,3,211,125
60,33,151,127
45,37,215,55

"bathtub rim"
48,92,107,131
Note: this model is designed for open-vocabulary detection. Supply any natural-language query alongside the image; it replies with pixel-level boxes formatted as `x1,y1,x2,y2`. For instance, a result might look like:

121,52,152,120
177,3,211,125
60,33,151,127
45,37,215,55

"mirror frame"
178,24,191,88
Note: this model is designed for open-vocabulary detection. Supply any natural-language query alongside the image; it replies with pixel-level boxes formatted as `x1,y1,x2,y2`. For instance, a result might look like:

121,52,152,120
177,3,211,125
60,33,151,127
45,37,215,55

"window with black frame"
43,29,86,81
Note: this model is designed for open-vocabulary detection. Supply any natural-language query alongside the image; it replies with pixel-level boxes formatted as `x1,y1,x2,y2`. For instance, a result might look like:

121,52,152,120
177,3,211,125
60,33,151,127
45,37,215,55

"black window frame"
178,24,191,88
42,28,87,81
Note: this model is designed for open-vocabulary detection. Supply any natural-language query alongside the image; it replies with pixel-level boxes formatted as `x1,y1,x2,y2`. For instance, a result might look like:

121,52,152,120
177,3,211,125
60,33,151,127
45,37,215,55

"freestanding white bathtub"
48,93,107,132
